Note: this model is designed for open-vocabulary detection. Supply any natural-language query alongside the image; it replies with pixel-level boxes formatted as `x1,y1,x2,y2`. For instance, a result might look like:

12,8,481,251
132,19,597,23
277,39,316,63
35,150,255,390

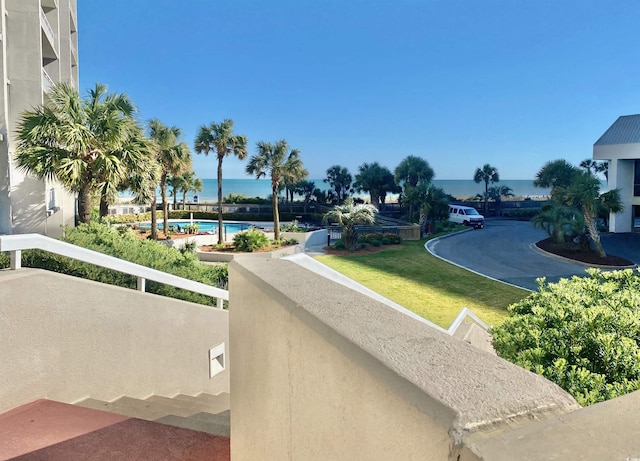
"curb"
424,233,533,292
531,243,637,270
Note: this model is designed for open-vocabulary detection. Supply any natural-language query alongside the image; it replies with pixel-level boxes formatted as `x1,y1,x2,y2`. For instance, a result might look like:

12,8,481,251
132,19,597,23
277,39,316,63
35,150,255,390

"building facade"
0,0,78,237
593,114,640,233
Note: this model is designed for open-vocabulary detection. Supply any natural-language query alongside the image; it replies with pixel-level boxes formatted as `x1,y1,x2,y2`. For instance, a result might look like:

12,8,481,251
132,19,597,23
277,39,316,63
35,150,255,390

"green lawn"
314,237,529,329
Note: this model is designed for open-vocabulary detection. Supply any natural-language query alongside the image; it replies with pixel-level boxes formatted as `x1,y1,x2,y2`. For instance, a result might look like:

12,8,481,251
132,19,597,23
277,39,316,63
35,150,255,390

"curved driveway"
426,220,639,291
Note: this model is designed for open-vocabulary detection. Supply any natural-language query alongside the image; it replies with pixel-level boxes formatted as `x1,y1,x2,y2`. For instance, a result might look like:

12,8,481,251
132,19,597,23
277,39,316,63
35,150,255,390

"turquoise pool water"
140,220,252,233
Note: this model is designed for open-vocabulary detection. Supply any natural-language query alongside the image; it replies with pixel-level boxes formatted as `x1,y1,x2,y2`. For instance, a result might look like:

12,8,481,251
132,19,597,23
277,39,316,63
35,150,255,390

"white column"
608,159,634,233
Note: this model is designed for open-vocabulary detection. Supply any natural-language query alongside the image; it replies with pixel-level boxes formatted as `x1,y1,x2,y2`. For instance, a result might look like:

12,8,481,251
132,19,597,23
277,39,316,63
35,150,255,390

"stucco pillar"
608,159,633,233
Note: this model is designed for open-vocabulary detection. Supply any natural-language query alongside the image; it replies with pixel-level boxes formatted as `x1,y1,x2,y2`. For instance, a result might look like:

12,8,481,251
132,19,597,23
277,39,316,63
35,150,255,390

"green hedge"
493,268,640,406
360,232,403,245
106,210,325,225
0,223,228,307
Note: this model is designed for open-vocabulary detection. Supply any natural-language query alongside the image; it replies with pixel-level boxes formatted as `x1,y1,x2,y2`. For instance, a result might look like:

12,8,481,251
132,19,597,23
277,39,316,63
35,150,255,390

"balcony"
40,8,57,59
41,68,54,93
41,0,58,9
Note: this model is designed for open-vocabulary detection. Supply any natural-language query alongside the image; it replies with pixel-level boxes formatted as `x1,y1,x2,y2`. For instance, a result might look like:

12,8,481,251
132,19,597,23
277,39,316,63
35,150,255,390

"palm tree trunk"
584,208,606,258
484,181,489,215
343,224,356,250
370,193,380,210
273,185,280,241
161,173,169,238
217,156,224,244
419,208,427,237
151,195,158,240
182,191,187,210
99,193,109,218
77,181,92,224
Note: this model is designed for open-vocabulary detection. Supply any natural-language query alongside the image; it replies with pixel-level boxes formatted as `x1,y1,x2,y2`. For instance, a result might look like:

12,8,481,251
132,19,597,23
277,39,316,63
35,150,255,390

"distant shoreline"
120,178,556,202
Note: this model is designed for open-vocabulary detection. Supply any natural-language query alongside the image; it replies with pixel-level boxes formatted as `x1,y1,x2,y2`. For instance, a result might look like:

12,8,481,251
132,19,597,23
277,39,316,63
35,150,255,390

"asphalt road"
426,220,640,291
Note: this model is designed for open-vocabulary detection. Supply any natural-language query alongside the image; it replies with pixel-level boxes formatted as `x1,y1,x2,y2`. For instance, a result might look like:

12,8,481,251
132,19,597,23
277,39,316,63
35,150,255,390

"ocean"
186,178,551,202
121,178,552,202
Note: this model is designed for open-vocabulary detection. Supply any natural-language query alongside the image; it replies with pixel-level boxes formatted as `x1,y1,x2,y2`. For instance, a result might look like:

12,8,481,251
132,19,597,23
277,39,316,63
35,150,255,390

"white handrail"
447,307,490,335
0,234,228,308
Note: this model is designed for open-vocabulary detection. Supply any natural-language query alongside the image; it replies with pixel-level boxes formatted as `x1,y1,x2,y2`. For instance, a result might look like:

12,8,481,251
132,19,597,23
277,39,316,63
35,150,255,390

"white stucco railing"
40,8,56,45
0,233,228,308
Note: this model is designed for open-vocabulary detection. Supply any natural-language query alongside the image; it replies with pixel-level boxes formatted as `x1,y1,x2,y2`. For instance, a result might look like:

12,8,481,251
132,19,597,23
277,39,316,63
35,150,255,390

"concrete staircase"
75,392,230,437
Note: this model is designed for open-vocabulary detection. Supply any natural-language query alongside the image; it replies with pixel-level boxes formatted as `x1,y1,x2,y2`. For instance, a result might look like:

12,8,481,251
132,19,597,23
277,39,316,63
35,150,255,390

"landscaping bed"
536,238,633,267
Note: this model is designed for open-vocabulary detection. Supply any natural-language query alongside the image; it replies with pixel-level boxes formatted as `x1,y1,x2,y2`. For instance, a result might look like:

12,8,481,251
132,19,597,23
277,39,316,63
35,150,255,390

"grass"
315,236,529,329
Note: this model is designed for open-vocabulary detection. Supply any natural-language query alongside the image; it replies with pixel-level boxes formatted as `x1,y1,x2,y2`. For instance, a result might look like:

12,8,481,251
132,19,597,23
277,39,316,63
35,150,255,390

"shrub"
333,240,346,251
381,233,402,245
360,232,400,246
233,229,270,252
280,220,303,232
492,268,640,406
183,223,200,234
1,223,228,307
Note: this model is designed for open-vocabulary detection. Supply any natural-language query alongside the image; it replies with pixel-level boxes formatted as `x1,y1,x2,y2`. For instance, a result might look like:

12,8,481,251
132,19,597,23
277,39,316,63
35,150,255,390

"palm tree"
395,156,435,221
120,145,161,240
293,179,316,212
354,162,400,209
282,152,309,203
580,158,609,183
97,123,152,218
324,165,353,204
194,119,248,244
533,159,578,194
488,185,514,216
532,204,584,246
417,184,450,235
167,175,184,210
15,82,142,224
554,170,623,257
178,171,203,209
148,119,191,237
473,164,500,214
246,140,304,240
322,198,377,250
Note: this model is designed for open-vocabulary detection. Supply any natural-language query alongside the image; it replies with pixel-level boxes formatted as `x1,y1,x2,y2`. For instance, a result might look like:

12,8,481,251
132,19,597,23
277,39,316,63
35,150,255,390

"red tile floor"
0,400,230,460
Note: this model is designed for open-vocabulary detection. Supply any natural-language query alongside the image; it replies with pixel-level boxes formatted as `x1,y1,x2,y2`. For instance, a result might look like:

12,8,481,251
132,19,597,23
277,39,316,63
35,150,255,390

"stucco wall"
0,268,229,412
229,257,578,461
461,388,640,460
608,159,634,232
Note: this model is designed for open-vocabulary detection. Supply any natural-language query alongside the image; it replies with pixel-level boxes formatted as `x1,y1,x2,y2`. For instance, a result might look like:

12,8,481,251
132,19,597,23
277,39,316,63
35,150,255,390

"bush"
1,223,228,307
360,232,401,246
233,229,270,252
381,233,402,245
333,240,346,251
280,220,303,232
492,268,640,406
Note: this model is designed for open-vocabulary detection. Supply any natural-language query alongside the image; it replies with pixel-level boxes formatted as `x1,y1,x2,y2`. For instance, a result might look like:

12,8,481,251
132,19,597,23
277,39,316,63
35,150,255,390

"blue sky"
78,0,640,180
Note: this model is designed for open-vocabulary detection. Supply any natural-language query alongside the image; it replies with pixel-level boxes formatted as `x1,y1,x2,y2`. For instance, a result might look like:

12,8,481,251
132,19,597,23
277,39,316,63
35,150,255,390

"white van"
448,205,484,229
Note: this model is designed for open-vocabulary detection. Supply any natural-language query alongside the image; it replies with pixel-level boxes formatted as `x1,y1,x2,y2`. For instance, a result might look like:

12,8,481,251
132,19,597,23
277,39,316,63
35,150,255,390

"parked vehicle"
448,205,484,229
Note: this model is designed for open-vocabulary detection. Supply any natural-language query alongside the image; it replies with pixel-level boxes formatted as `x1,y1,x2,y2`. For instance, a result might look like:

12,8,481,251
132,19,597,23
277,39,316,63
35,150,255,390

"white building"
593,114,640,233
0,0,78,237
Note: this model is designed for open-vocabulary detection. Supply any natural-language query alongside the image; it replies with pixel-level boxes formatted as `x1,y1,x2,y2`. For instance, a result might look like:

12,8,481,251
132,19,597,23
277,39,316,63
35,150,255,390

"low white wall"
229,258,579,460
281,228,327,245
197,244,303,263
0,269,229,412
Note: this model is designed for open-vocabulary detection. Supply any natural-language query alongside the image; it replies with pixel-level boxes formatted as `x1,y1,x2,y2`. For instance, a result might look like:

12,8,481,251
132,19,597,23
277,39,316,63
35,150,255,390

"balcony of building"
41,67,54,94
1,234,640,460
40,7,58,61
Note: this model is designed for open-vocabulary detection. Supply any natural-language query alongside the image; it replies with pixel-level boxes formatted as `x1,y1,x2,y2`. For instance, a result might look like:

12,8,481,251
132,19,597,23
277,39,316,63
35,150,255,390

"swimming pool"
139,220,253,233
